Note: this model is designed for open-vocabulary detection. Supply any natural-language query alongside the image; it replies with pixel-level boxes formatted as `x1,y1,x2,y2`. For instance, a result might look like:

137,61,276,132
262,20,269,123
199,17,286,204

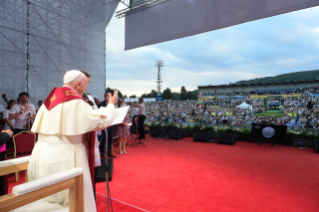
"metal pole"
26,0,31,92
104,129,109,212
155,60,164,93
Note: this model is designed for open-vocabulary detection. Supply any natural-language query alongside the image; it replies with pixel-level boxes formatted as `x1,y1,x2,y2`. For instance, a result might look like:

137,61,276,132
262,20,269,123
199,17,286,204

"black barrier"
251,124,287,145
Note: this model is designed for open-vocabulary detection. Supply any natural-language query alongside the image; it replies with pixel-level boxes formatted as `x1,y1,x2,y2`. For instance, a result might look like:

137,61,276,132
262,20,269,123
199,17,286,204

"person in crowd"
0,129,13,196
28,70,118,212
114,100,130,154
130,101,139,134
0,103,4,118
9,92,36,134
3,99,16,130
36,100,43,113
94,98,100,106
134,98,146,139
98,92,117,158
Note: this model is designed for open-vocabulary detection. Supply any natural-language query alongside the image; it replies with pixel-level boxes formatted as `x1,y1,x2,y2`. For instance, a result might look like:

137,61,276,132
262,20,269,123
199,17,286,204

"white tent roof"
236,102,253,111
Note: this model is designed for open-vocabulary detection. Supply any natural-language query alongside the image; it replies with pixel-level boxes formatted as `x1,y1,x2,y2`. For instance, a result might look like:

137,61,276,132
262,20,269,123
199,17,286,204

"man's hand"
108,90,118,105
3,129,13,137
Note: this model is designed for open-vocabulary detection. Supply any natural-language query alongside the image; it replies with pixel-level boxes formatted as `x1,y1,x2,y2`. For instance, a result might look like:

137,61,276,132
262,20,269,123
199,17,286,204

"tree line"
235,69,319,85
105,86,198,100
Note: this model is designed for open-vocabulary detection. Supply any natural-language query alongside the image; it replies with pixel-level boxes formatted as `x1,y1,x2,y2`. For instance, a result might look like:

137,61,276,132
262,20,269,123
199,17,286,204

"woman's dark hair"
7,99,16,109
117,99,124,108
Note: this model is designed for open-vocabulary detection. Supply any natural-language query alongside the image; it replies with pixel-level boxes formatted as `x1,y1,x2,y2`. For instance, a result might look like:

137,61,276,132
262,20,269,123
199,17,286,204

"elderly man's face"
77,76,90,96
84,77,90,91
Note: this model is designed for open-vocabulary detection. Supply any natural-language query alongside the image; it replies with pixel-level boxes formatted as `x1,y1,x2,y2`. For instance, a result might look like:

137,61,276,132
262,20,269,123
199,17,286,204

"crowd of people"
142,96,319,131
2,90,319,144
202,86,319,97
288,86,319,94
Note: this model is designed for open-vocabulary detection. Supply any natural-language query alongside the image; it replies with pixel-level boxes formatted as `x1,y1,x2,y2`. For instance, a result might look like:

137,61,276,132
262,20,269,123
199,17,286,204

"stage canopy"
124,0,319,50
236,102,253,111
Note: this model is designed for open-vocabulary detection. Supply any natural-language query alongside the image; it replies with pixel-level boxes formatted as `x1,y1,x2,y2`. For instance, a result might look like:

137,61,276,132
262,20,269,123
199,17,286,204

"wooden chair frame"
12,130,36,182
0,161,83,212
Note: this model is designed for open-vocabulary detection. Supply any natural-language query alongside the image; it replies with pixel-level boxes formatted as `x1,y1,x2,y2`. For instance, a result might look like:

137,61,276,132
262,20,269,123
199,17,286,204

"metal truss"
107,0,130,7
116,0,169,18
0,0,119,104
0,1,28,100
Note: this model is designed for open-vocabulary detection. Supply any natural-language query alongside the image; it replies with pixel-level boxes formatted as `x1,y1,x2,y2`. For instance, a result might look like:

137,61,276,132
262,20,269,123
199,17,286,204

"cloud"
105,5,319,97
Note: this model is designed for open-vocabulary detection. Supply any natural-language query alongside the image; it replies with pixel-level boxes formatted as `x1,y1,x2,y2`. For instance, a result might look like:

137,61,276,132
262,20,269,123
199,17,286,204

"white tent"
236,102,253,112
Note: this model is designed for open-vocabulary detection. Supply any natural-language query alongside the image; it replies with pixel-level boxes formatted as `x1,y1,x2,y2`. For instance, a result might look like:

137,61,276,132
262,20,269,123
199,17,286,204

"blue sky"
105,4,319,97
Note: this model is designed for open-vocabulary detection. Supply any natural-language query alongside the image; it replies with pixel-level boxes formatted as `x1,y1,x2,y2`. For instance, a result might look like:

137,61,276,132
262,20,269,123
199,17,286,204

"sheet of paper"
109,106,130,126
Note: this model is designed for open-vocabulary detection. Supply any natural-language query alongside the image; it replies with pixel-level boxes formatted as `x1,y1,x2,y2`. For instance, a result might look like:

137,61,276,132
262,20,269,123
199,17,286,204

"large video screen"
251,124,287,143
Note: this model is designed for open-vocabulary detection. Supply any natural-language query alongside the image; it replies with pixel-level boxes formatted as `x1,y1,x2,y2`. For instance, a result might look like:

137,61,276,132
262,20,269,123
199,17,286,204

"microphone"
83,93,94,106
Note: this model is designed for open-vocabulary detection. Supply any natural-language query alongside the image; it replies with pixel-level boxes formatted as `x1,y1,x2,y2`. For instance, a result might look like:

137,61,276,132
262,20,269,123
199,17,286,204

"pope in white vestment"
15,70,118,212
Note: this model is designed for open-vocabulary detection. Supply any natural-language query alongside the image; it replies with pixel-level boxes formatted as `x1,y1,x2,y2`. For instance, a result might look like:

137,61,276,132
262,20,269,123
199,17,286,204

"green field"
256,110,284,117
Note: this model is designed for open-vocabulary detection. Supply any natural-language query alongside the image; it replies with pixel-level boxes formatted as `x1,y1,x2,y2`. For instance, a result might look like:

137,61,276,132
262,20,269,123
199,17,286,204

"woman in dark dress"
114,101,130,154
0,129,13,196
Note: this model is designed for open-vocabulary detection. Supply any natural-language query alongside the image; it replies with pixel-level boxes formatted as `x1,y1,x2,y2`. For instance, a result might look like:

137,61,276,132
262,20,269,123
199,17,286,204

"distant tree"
124,95,127,98
162,88,172,99
186,91,192,99
180,86,187,100
142,90,158,98
235,69,319,85
171,92,180,100
185,90,198,100
129,95,136,98
105,87,123,98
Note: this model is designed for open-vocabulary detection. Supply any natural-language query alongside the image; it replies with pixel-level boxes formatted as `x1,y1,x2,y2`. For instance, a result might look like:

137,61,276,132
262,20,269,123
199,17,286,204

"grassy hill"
235,70,319,85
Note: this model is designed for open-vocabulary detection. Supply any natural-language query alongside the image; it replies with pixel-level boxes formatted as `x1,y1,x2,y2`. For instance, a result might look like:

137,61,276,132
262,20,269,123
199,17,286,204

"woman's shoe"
124,150,128,154
119,151,123,155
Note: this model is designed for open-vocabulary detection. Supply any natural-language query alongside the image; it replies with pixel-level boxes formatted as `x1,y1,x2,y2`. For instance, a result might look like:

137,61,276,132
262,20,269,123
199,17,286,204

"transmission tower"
155,60,164,93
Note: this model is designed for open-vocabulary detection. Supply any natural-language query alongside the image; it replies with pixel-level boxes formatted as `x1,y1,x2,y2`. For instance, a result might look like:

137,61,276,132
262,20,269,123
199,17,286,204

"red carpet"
8,135,319,212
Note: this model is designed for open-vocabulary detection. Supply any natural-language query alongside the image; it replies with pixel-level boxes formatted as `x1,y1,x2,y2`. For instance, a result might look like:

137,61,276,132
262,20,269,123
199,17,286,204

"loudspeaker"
314,139,319,153
95,158,113,182
168,129,184,140
194,131,212,142
217,133,236,145
151,128,167,137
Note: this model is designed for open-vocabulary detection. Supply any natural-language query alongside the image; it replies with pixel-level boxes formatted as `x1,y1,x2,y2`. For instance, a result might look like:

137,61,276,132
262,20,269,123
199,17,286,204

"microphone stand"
104,128,110,212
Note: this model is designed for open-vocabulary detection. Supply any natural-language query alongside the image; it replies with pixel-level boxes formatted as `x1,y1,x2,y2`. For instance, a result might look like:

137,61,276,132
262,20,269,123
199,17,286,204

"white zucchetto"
63,70,82,84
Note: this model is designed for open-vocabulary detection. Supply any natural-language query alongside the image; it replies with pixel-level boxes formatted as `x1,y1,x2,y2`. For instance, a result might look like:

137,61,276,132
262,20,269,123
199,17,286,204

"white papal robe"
13,97,118,212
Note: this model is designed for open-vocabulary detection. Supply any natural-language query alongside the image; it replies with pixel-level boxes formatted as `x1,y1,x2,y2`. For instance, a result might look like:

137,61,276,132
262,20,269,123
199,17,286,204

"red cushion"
14,132,35,154
6,147,14,153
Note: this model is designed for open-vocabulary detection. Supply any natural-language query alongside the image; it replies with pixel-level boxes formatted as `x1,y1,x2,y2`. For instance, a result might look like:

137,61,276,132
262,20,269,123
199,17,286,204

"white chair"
0,156,83,212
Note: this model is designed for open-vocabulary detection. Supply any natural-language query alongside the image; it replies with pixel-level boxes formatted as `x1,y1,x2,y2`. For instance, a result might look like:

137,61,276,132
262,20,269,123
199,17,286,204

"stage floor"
8,135,319,212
